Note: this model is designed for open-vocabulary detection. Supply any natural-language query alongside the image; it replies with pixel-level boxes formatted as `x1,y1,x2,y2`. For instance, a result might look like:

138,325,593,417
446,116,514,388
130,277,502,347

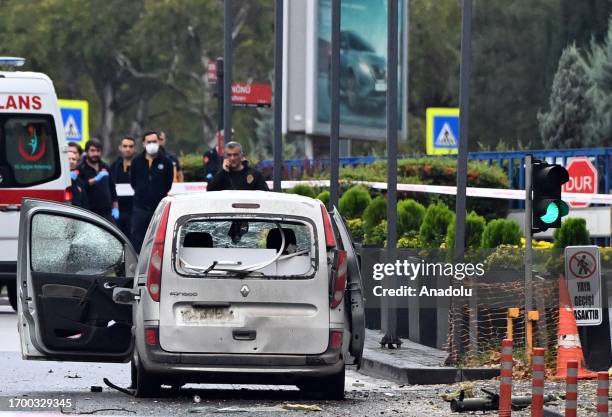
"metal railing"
258,148,612,203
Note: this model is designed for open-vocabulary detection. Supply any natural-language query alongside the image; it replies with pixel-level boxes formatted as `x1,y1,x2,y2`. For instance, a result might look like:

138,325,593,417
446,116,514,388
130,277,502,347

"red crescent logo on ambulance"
17,126,47,162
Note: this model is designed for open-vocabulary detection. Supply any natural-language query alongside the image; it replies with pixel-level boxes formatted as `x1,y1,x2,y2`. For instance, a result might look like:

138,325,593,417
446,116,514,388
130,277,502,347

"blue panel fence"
258,148,612,206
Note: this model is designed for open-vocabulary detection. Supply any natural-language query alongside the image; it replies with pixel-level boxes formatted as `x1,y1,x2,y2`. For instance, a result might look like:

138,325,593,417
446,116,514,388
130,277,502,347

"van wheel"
128,359,137,390
7,281,17,311
134,355,161,398
299,368,345,400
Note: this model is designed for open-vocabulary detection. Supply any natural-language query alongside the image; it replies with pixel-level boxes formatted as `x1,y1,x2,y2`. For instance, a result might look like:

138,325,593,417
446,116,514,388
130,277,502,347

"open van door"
17,199,137,362
331,208,365,367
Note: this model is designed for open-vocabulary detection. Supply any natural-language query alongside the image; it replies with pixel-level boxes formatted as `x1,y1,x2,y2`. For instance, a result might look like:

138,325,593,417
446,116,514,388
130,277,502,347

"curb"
359,355,500,385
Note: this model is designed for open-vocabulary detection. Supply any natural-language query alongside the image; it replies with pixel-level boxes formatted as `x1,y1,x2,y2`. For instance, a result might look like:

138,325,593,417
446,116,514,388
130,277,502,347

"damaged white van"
17,191,365,399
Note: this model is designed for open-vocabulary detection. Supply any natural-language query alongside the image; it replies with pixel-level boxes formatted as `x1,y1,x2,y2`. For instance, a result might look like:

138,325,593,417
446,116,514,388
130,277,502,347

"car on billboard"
17,191,365,399
327,31,387,112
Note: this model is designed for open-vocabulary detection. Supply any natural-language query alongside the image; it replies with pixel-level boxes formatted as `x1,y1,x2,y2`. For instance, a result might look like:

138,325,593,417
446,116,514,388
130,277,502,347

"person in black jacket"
207,141,269,191
77,139,119,223
67,150,88,208
130,131,174,253
110,135,136,239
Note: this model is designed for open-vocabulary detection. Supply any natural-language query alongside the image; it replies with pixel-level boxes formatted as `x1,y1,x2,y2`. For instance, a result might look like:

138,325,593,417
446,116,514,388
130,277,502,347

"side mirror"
112,287,140,304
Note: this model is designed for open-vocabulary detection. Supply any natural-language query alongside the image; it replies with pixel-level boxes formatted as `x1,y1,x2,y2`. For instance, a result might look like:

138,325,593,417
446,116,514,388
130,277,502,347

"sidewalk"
359,329,499,384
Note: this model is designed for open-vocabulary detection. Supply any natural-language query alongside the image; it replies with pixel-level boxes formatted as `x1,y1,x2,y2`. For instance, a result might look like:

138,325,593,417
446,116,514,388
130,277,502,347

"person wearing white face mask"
129,131,174,252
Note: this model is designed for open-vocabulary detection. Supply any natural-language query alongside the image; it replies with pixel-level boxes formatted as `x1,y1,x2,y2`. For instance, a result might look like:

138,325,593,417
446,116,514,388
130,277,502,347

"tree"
470,0,562,150
560,0,611,48
0,0,275,158
585,19,612,148
537,44,596,149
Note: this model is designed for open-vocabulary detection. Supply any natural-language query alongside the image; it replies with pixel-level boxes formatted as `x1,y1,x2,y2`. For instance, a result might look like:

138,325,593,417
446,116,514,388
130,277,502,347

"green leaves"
537,44,595,149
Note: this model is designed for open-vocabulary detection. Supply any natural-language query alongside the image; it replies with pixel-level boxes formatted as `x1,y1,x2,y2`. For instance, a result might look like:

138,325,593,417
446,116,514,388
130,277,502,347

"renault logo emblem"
240,285,250,297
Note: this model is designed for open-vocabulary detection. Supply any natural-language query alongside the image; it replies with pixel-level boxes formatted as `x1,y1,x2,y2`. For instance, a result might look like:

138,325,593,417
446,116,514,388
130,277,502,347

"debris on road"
64,373,81,379
60,407,135,414
102,378,135,396
439,382,475,401
90,386,103,393
188,405,288,413
282,404,322,411
449,387,557,413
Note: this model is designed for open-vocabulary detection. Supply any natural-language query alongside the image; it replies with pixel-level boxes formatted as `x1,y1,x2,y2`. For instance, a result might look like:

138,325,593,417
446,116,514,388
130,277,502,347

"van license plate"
179,307,234,324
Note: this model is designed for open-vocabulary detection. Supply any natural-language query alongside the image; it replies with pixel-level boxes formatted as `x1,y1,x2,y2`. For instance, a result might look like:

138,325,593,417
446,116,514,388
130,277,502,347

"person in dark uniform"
67,150,88,208
202,147,220,183
207,141,269,191
77,139,119,222
130,131,174,253
110,135,136,239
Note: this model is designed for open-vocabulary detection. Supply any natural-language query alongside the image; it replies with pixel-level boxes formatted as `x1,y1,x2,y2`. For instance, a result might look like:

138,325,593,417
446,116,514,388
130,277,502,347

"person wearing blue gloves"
67,150,88,208
77,139,119,223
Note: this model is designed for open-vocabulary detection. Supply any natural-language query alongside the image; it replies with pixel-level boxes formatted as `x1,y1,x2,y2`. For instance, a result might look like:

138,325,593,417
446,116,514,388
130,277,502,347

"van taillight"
145,327,158,346
147,202,171,302
64,187,73,203
320,205,336,249
330,330,343,350
330,249,348,309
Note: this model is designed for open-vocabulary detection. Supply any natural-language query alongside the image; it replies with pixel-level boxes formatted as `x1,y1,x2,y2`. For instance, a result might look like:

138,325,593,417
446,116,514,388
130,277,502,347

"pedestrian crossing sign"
58,99,89,145
426,108,459,155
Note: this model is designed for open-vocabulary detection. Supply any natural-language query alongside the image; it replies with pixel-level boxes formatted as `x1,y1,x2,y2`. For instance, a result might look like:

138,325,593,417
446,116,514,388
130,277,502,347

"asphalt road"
0,297,608,416
0,305,454,417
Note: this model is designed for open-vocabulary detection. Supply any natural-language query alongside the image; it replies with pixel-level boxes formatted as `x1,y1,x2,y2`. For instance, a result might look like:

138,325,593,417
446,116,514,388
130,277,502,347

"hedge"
553,218,590,248
316,157,509,220
339,185,372,219
481,219,522,248
419,202,455,248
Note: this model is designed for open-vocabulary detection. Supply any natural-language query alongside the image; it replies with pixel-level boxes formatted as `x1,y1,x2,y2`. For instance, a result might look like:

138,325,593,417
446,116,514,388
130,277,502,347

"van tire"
299,368,345,400
7,281,17,311
134,355,161,398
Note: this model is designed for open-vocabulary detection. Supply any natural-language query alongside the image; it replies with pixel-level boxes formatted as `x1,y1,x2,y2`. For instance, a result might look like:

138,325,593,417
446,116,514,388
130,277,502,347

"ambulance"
0,57,71,310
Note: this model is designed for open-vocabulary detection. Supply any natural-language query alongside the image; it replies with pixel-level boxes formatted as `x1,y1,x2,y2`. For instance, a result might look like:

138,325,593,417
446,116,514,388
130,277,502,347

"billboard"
284,0,407,142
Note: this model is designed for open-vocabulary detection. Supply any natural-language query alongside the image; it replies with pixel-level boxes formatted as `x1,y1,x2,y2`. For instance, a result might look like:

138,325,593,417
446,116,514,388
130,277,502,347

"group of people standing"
67,135,269,254
67,131,180,253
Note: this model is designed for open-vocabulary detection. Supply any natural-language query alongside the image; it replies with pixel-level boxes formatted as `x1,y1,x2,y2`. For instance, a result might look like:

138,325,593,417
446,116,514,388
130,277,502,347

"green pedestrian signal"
532,160,569,232
539,200,569,224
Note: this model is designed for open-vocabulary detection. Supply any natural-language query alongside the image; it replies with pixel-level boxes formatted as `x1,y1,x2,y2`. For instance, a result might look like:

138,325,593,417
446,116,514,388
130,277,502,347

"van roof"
0,71,52,82
170,190,323,216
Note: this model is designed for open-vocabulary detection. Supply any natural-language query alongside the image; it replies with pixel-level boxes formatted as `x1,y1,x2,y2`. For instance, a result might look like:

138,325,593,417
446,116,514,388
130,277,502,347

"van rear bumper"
138,342,343,382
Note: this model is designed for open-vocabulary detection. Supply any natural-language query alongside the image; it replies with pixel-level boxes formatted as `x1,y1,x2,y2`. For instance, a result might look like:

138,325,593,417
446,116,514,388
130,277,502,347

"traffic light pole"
216,57,224,155
273,0,283,192
223,0,233,146
380,0,400,349
329,0,340,210
524,155,533,319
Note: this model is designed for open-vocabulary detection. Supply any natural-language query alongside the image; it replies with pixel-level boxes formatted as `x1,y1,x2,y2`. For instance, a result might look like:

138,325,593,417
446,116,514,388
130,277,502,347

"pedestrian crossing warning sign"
426,108,459,155
64,115,81,139
435,123,457,146
58,99,89,145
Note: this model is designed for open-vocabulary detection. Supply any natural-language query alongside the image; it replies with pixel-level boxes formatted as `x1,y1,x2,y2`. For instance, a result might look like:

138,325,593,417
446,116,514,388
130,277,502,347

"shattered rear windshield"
175,218,316,279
